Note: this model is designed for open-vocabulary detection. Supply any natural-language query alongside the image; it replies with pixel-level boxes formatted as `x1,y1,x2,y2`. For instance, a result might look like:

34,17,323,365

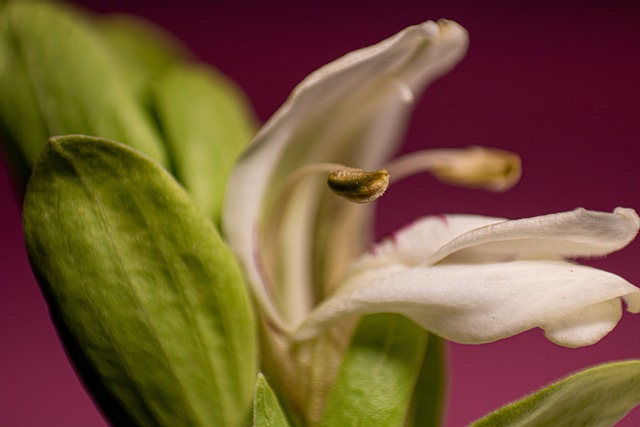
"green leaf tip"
24,134,257,427
471,360,640,427
254,374,290,427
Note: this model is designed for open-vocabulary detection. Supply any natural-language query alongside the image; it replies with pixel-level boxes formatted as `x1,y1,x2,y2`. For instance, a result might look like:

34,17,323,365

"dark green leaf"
0,1,167,167
253,374,290,427
153,62,256,225
471,360,640,427
319,314,428,426
23,135,256,427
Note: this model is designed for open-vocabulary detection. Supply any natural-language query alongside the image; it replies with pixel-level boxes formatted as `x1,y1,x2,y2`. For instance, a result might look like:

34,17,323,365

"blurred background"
1,0,639,425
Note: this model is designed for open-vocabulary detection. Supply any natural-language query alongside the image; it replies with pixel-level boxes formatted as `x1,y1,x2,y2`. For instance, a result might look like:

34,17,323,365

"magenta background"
2,1,640,426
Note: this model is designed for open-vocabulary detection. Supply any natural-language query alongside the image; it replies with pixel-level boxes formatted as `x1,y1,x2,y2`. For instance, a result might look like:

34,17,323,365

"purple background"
2,1,640,425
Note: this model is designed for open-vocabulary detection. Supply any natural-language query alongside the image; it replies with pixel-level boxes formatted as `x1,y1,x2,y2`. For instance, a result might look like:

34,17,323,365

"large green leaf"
471,360,640,427
253,374,291,427
319,314,428,426
152,62,256,225
406,334,448,427
0,1,167,167
23,135,256,427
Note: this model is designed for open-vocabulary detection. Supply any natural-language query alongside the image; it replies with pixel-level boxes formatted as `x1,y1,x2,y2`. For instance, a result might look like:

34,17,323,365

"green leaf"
23,135,257,427
152,62,256,225
319,314,428,426
253,374,291,427
406,334,448,427
0,1,167,167
0,4,48,166
98,13,191,99
471,360,640,427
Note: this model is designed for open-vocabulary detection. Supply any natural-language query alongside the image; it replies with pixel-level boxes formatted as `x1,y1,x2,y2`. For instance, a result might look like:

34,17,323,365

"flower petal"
542,300,622,348
350,214,505,273
223,21,469,327
294,260,640,347
432,207,640,264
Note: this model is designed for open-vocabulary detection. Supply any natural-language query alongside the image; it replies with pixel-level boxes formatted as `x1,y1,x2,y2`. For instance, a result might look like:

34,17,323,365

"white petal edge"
431,207,640,265
542,300,622,348
223,20,470,328
294,260,640,347
349,214,506,274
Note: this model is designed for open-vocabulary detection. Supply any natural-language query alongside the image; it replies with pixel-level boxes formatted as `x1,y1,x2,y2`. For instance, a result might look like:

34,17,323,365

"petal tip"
419,20,440,37
614,207,640,231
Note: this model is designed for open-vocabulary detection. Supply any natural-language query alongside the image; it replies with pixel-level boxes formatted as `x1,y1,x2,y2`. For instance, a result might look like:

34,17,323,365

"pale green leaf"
253,374,291,427
0,1,167,167
23,135,256,427
319,314,428,426
406,334,448,427
471,360,640,427
153,63,256,225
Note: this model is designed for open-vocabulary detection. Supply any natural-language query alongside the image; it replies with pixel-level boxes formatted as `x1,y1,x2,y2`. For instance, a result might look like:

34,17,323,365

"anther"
385,146,521,192
327,168,390,204
429,147,521,191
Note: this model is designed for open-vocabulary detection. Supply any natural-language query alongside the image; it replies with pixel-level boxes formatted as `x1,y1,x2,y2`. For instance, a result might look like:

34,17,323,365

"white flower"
296,208,640,348
223,20,640,349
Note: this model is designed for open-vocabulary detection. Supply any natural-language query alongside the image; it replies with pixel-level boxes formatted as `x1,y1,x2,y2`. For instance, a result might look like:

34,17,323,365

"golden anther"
327,168,390,204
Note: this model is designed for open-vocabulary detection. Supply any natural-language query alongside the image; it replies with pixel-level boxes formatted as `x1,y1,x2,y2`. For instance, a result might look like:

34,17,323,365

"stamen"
266,162,378,242
262,162,383,325
327,168,390,204
384,146,521,191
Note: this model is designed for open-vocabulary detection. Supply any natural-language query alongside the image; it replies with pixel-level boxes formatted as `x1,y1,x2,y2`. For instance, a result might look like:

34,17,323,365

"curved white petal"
349,214,505,274
432,207,640,264
294,260,640,347
542,300,622,348
223,21,470,327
